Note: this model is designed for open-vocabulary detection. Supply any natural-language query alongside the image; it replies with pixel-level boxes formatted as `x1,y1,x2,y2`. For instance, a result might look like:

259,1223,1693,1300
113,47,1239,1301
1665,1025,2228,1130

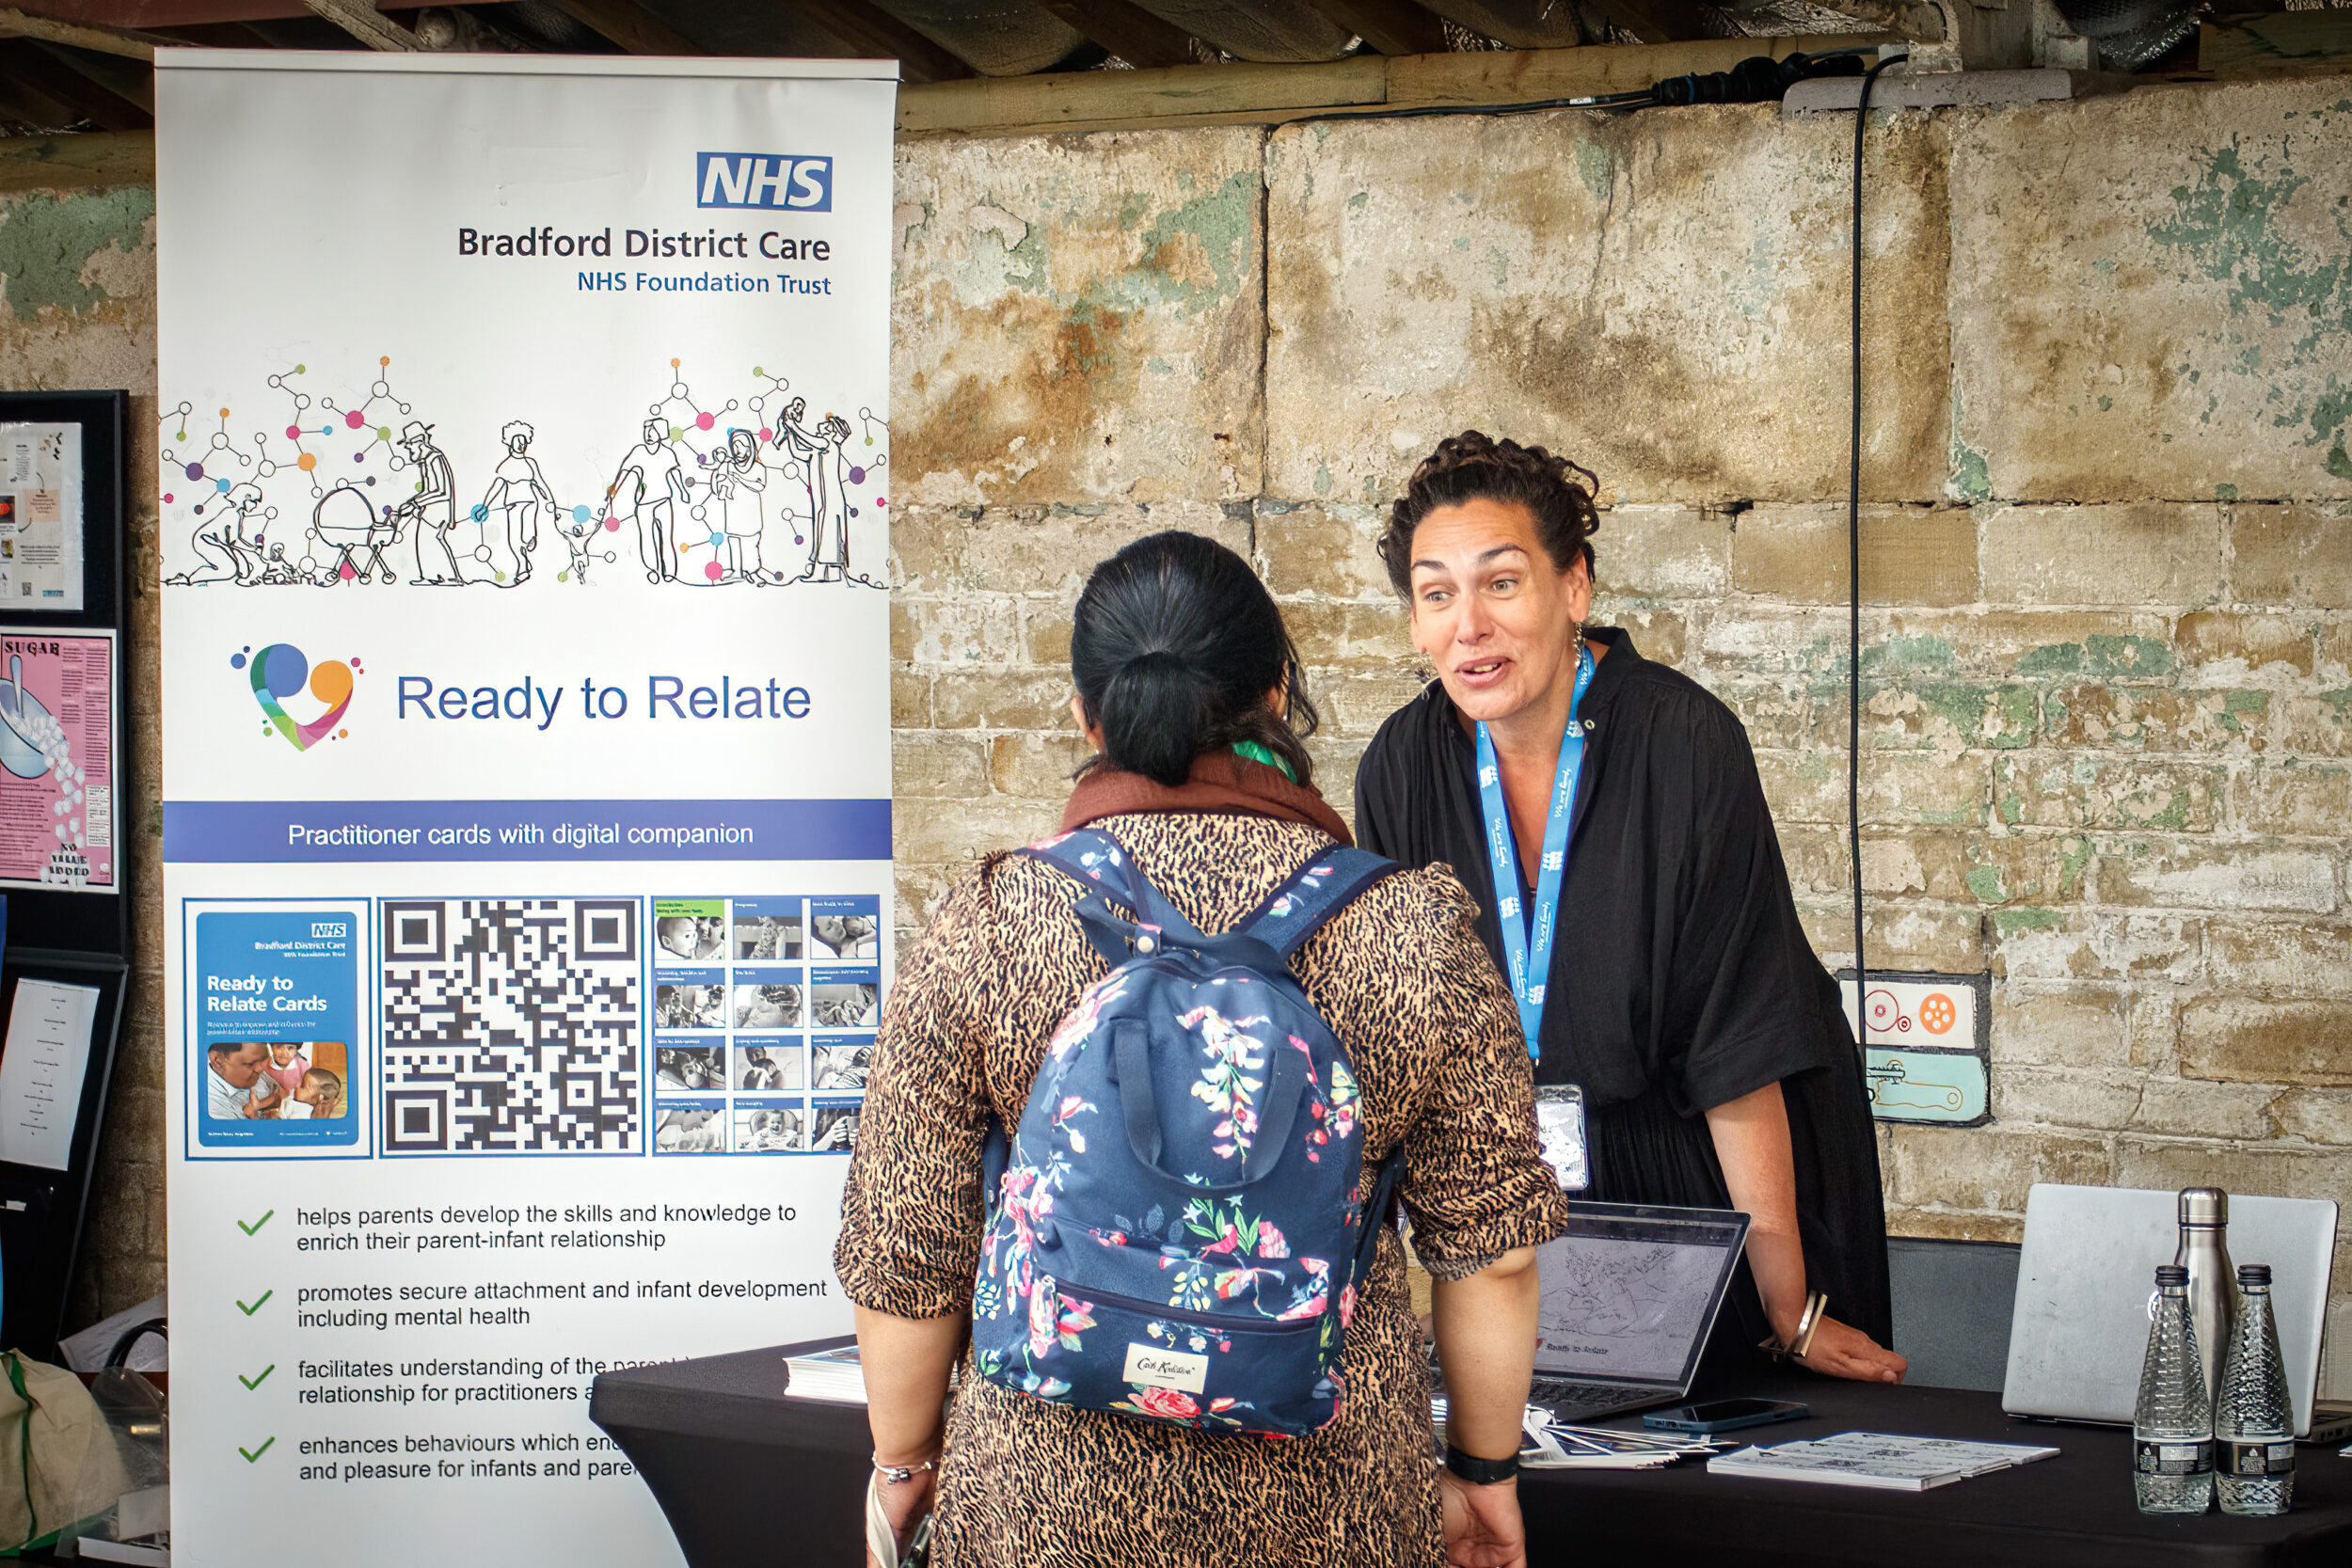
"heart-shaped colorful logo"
233,643,359,751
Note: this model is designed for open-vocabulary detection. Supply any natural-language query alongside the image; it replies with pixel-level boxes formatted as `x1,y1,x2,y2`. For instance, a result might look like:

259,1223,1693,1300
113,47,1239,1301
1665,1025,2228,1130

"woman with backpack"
837,531,1568,1568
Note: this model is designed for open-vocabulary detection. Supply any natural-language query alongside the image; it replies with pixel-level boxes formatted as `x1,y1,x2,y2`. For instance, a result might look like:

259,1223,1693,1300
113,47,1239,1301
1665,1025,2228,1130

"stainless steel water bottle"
2174,1187,2234,1402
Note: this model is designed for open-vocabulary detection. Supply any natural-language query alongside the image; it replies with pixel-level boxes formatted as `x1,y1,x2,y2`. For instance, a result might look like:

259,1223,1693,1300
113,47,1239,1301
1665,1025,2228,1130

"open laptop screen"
1534,1202,1750,1389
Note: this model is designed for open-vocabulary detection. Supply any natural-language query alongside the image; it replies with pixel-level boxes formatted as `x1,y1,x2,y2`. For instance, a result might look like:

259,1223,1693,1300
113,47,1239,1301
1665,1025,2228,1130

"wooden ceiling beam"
1581,0,1716,45
1301,0,1449,57
0,6,183,59
34,34,150,104
1031,0,1195,68
538,0,703,55
0,36,149,124
299,0,421,50
791,0,975,83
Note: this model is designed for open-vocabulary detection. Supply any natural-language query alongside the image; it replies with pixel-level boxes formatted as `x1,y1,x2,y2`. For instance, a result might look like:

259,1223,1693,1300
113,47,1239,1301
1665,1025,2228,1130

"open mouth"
1456,657,1512,687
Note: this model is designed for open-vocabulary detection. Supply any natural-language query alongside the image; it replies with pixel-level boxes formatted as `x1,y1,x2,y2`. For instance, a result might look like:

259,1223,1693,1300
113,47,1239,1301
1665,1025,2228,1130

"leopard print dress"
835,810,1567,1568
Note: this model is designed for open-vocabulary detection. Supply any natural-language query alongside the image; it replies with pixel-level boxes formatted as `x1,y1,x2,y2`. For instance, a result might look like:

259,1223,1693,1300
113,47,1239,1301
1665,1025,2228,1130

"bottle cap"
2237,1264,2271,1286
2155,1263,2188,1286
2178,1186,2228,1227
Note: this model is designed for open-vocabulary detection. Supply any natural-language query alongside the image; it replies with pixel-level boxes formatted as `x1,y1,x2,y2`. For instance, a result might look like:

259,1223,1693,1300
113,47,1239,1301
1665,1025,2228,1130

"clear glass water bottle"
2135,1263,2214,1513
2216,1264,2295,1516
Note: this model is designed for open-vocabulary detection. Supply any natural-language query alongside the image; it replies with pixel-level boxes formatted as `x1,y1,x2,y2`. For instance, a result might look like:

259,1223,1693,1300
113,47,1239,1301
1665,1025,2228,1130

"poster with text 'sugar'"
156,52,896,1566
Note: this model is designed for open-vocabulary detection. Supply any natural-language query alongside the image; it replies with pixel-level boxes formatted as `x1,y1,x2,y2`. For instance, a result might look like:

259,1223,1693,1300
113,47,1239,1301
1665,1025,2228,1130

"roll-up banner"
155,53,896,1564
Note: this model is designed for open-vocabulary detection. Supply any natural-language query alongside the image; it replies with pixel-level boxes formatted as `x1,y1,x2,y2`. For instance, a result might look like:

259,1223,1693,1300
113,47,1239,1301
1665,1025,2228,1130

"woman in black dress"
1356,432,1905,1383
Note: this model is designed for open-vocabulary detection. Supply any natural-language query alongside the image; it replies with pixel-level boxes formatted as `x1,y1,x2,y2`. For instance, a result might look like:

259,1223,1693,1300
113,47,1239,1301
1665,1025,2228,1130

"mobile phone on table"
1642,1398,1810,1434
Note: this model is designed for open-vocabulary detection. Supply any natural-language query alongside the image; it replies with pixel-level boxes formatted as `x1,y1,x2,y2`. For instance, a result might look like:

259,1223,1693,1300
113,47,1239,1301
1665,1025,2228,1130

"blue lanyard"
1474,645,1596,1059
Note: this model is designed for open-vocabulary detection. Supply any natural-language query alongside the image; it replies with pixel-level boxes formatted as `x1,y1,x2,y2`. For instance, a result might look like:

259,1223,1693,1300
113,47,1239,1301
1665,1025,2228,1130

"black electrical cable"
1850,51,1905,1050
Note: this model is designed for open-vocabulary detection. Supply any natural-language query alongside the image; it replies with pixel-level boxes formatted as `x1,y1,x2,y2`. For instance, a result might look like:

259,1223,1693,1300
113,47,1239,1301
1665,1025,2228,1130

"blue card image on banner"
192,909,360,1149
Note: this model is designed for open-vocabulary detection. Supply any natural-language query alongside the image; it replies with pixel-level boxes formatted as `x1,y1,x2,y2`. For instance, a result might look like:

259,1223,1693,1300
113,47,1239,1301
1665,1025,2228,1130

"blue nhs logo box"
697,152,832,212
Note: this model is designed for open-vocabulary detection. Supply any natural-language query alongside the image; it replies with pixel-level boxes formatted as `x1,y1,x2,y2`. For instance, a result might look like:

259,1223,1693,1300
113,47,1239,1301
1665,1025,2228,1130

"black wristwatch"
1443,1442,1521,1485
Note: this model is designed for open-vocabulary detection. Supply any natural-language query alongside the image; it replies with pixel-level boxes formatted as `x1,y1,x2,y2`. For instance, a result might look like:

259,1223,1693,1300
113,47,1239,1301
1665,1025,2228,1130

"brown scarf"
1060,751,1356,847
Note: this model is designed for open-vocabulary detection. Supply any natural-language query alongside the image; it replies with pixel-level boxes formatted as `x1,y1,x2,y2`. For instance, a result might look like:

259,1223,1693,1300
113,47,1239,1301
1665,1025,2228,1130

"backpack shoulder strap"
1018,828,1215,968
1018,828,1135,899
1237,845,1400,960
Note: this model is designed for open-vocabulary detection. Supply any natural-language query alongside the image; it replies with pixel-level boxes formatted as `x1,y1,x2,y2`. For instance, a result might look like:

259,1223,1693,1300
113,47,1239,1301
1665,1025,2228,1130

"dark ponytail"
1071,531,1319,788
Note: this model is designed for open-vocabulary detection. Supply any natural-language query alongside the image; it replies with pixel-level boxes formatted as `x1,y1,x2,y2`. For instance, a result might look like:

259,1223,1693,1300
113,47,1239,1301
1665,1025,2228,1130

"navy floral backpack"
971,828,1402,1437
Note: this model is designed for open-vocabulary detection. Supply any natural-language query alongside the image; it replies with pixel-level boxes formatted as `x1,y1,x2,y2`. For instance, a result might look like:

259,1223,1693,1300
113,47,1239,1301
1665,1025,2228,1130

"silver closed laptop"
2003,1183,2338,1436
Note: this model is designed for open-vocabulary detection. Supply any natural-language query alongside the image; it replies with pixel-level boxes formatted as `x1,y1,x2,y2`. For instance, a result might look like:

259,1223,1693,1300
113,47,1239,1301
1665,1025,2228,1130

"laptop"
1522,1200,1751,1422
2003,1184,2341,1437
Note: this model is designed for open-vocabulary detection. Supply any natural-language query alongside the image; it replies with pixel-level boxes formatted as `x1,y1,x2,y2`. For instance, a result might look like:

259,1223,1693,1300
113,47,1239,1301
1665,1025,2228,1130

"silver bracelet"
872,1454,940,1485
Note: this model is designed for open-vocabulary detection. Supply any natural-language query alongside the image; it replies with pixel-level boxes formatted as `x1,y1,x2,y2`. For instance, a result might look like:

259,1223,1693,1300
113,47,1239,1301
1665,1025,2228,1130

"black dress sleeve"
1353,701,1418,864
1658,695,1843,1115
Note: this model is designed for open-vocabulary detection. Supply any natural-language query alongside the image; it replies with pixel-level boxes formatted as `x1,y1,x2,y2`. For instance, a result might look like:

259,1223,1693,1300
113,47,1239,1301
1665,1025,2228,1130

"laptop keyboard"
1526,1378,1656,1422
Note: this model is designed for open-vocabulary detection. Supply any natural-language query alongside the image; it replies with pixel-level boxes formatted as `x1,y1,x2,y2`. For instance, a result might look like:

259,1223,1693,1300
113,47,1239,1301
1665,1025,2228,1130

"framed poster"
0,421,84,612
0,626,116,892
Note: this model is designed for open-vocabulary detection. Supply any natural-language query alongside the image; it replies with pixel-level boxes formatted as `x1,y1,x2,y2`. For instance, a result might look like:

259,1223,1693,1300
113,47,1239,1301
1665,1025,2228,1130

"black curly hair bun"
1377,431,1601,599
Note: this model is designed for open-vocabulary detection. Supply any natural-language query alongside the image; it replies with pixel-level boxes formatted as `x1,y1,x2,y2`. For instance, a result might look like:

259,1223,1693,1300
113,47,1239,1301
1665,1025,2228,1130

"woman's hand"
864,1465,936,1568
1795,1314,1907,1384
1439,1470,1526,1568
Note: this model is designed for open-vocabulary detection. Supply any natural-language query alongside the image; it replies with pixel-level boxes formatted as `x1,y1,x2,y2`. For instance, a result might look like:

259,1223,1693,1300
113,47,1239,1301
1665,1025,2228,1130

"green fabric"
1232,741,1296,782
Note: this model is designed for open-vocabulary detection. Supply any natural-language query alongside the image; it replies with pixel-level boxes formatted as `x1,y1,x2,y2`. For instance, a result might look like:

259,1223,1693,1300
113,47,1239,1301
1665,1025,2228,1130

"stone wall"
6,74,2349,1372
890,80,2352,1373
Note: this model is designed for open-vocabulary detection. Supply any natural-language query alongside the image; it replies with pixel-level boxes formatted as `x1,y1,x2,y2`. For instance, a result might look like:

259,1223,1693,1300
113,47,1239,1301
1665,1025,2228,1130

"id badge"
1534,1085,1589,1192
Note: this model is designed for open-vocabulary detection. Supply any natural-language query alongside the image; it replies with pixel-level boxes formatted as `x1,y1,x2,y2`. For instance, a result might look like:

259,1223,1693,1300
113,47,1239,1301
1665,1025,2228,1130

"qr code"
381,898,640,1153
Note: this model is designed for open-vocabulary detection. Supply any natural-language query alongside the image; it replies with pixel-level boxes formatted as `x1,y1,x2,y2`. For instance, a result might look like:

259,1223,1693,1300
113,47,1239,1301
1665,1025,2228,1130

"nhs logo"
697,152,832,212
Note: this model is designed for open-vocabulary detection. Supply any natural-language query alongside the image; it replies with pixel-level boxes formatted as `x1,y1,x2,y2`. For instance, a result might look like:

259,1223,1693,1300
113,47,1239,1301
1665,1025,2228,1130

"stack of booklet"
1708,1432,2060,1491
784,1339,868,1402
785,1338,963,1404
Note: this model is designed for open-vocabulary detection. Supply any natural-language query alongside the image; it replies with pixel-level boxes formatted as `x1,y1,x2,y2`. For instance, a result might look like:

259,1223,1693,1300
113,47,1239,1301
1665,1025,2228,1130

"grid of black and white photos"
651,895,877,1154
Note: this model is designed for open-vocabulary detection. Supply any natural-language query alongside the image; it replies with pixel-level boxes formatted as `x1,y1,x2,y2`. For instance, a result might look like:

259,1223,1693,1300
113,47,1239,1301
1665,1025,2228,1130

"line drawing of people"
608,418,687,584
395,421,462,585
166,481,271,586
774,398,854,583
710,427,768,584
480,420,552,587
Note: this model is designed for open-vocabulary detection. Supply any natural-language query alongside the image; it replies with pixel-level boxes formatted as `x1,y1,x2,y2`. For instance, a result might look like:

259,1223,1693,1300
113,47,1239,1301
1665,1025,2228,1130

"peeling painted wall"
5,72,2349,1380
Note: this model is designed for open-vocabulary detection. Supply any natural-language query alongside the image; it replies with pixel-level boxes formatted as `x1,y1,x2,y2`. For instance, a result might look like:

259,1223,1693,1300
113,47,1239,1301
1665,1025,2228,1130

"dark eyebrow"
1413,544,1532,576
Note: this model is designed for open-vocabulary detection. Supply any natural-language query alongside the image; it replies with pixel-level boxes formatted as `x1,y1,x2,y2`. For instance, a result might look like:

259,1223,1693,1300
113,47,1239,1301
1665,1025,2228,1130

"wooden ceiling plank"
1031,0,1195,68
299,0,421,50
1390,31,1890,100
33,34,150,105
898,52,1387,133
791,0,975,83
0,125,153,188
0,36,148,125
0,6,183,59
538,0,704,55
898,33,1894,135
1580,0,1714,45
1301,0,1449,56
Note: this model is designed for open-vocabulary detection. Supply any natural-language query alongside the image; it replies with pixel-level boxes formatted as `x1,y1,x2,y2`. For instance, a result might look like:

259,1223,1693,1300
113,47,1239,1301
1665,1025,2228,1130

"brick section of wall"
6,79,2349,1382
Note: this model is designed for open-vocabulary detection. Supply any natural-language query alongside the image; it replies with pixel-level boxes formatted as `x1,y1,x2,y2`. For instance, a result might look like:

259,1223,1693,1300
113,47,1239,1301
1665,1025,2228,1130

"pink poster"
0,628,115,890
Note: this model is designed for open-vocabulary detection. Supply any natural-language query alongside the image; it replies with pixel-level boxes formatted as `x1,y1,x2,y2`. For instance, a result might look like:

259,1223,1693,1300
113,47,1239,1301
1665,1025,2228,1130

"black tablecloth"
591,1340,2352,1567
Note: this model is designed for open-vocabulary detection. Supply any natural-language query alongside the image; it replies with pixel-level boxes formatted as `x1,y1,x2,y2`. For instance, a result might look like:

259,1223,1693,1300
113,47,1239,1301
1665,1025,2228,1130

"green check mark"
239,1436,275,1464
236,1290,273,1316
239,1364,275,1391
238,1210,274,1236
